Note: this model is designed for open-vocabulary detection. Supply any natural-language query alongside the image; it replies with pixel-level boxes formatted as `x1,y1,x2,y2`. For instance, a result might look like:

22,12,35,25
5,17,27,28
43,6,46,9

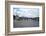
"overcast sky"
13,8,39,18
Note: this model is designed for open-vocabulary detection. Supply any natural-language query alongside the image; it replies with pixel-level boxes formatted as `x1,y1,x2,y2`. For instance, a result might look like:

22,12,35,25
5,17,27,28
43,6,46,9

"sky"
13,8,39,18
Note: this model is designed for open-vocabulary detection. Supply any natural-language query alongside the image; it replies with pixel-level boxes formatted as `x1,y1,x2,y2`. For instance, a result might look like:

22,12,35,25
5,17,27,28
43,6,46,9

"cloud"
13,8,39,18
